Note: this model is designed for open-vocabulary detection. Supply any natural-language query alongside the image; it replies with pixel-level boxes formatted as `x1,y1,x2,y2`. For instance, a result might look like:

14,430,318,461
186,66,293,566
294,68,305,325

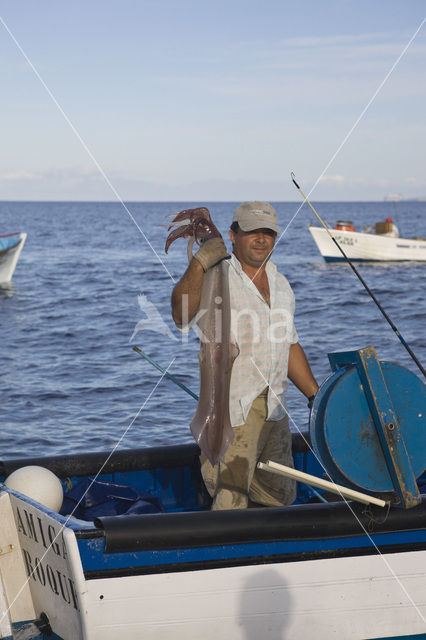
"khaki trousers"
200,395,296,510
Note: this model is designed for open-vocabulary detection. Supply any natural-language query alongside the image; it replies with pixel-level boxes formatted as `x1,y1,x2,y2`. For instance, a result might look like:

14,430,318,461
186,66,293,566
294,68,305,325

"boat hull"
309,226,426,262
82,551,426,640
1,439,426,640
0,232,27,282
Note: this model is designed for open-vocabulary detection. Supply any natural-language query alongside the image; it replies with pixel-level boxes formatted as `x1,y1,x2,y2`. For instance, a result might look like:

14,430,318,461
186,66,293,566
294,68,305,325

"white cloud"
318,174,347,185
234,30,426,74
0,170,37,181
151,28,426,115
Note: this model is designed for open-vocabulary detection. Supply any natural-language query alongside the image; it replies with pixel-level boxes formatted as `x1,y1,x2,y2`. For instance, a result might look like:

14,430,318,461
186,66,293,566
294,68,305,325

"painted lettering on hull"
22,549,79,611
13,503,79,613
16,506,68,559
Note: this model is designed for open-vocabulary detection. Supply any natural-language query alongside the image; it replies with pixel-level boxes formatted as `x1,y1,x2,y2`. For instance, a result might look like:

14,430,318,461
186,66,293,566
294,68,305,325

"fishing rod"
291,172,426,380
133,346,199,400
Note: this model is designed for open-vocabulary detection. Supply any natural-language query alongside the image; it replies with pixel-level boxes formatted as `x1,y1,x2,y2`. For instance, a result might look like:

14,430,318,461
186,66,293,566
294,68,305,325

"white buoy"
4,466,63,512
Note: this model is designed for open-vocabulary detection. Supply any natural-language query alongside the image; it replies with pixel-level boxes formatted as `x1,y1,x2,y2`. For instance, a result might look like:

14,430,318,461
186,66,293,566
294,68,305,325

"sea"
1,200,425,460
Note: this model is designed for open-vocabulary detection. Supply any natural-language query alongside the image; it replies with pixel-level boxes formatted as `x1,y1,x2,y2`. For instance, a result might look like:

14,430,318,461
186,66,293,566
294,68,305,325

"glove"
194,238,230,272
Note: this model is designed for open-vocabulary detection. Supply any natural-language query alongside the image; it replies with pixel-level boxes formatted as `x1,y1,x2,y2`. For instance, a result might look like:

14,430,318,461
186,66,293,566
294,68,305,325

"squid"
166,207,237,466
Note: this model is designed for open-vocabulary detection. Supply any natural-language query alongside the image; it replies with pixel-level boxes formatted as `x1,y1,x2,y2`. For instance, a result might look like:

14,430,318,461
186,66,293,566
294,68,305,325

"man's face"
228,227,277,269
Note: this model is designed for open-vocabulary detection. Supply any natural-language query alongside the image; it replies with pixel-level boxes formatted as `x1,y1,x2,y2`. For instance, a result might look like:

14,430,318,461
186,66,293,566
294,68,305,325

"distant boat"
309,218,426,262
0,232,27,282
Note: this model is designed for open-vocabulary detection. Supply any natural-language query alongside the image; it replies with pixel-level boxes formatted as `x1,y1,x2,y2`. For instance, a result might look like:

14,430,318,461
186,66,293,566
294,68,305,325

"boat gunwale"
82,538,426,580
3,433,425,559
0,432,312,478
91,496,426,553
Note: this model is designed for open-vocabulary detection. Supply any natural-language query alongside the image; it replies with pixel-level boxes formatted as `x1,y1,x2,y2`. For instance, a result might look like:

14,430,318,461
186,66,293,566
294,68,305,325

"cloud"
0,170,38,181
0,164,176,201
152,28,426,116
248,30,426,67
0,166,99,182
0,165,109,200
318,174,347,185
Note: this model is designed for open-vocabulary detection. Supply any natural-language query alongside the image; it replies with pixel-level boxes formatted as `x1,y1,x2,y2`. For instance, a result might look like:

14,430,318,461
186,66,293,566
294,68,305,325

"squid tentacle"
165,207,221,254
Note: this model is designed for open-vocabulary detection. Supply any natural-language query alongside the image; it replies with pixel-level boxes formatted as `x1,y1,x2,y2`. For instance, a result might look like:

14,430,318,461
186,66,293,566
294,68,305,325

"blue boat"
0,347,425,640
0,232,27,283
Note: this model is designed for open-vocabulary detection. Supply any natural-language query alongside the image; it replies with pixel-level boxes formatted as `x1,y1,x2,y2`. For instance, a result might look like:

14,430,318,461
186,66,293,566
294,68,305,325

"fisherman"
171,201,319,510
383,217,399,238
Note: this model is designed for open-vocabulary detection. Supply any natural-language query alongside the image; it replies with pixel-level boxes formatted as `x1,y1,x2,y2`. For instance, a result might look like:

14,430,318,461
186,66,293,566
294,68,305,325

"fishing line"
291,173,426,380
251,358,426,627
0,359,175,627
250,18,426,285
132,346,426,626
0,15,176,284
292,18,426,214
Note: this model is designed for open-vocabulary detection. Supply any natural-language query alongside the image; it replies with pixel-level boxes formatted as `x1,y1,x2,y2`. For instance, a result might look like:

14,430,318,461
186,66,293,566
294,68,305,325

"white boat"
0,232,27,283
0,346,425,640
309,220,426,262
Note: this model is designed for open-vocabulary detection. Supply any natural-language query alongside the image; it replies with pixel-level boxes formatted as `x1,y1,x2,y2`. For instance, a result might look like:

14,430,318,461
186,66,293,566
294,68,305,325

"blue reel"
310,346,426,508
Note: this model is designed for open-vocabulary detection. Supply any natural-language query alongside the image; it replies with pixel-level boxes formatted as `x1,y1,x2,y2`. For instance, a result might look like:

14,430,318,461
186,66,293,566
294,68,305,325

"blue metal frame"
310,347,425,508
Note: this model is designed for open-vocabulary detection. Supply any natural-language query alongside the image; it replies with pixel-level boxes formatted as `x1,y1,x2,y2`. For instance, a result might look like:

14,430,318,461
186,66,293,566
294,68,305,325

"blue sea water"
1,201,425,459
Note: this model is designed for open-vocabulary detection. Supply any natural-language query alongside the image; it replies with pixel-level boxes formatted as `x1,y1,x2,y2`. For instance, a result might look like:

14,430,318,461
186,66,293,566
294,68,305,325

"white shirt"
180,254,298,428
228,254,298,427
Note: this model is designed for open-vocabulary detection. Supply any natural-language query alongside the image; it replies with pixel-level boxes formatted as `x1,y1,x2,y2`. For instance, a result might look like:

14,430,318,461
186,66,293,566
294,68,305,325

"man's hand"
194,238,230,272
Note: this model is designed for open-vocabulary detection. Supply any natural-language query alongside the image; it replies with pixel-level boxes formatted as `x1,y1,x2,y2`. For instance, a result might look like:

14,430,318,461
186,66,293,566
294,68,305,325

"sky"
0,1,425,201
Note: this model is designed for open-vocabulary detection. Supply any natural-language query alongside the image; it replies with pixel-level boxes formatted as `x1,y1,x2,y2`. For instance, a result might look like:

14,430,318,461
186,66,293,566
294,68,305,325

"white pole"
257,460,388,508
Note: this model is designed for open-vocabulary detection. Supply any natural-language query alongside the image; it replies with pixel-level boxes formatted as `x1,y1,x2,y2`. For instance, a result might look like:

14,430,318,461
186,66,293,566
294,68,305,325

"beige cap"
232,201,280,233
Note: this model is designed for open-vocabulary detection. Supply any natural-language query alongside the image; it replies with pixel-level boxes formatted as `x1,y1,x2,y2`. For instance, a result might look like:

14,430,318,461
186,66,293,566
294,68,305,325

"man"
171,201,319,510
383,217,399,238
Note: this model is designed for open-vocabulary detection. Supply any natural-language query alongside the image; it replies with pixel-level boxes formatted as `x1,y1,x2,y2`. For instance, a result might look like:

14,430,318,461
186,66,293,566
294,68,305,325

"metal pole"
133,346,199,400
